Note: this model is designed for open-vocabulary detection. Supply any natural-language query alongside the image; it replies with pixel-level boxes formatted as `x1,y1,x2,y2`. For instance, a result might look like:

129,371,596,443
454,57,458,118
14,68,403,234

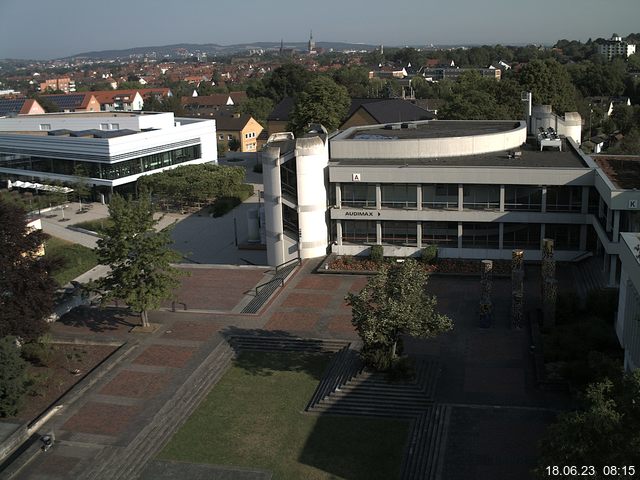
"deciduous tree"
0,200,57,340
346,259,452,369
92,193,182,328
0,337,27,417
288,76,350,134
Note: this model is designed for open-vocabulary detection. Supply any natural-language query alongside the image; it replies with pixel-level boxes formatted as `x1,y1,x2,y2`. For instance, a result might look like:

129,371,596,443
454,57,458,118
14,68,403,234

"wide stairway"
572,255,609,301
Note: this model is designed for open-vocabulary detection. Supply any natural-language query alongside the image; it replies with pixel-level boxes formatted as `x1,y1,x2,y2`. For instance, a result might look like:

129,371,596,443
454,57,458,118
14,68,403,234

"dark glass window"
342,183,376,208
504,186,542,211
422,184,458,209
503,223,541,249
545,224,581,250
461,222,500,248
381,221,417,245
421,221,458,247
381,184,417,209
463,185,500,210
342,220,377,244
546,186,582,212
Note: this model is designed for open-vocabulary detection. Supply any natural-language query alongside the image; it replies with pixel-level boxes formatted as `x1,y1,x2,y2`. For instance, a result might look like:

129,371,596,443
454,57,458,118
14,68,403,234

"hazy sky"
1,0,639,59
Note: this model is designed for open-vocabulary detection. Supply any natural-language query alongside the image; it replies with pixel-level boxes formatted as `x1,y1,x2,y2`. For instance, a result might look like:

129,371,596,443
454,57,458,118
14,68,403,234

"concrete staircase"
228,334,350,353
572,256,608,301
400,405,451,480
77,340,235,480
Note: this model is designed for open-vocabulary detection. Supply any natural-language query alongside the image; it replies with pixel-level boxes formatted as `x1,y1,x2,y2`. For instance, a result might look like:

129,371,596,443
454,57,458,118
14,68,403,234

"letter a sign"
352,173,361,182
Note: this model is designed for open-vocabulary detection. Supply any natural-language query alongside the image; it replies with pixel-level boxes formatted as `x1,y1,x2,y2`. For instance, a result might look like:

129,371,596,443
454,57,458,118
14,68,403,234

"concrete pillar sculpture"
542,238,557,327
479,260,493,327
511,249,524,329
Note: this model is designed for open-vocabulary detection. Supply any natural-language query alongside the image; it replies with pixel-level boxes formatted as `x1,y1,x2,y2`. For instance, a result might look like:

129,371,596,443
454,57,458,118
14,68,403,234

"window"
546,186,581,212
218,134,223,140
503,223,541,249
422,184,458,209
422,222,458,247
342,220,376,244
39,124,51,131
110,123,119,130
504,186,542,211
463,185,499,210
461,222,500,249
545,224,580,250
342,183,376,208
382,221,417,245
381,184,417,209
227,135,233,140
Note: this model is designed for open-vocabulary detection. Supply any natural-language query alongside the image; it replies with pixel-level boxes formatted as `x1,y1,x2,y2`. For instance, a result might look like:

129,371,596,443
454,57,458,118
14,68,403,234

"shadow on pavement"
57,306,137,333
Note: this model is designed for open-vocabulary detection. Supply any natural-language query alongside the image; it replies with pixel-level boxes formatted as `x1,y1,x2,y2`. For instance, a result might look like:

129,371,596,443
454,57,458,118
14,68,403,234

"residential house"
214,112,263,153
0,98,46,117
39,93,101,113
39,77,75,93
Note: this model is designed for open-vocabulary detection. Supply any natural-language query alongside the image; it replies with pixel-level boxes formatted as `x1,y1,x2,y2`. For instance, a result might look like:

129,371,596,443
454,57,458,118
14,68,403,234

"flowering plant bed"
325,255,512,275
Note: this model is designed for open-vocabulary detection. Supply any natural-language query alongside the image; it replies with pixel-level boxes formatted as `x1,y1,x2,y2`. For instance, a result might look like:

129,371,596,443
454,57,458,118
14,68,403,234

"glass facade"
280,159,297,198
462,222,500,248
422,184,458,209
381,184,417,209
342,183,376,208
381,221,417,245
342,220,376,244
463,185,500,210
0,145,201,181
503,223,541,249
504,186,542,211
546,186,582,212
422,221,458,247
545,224,581,250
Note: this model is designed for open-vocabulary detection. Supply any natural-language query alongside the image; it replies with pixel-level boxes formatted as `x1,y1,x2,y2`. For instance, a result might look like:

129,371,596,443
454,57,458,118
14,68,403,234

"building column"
376,220,382,244
416,185,422,211
606,206,613,232
579,224,587,251
499,223,504,250
457,222,463,250
581,186,589,214
541,186,547,213
417,222,422,248
376,183,381,210
335,183,341,208
609,254,618,287
613,210,621,241
458,184,464,212
336,220,343,246
499,185,505,212
540,224,546,250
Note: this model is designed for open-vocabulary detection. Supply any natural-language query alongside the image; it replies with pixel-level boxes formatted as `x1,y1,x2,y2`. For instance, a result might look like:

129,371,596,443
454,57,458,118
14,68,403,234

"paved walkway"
12,259,569,480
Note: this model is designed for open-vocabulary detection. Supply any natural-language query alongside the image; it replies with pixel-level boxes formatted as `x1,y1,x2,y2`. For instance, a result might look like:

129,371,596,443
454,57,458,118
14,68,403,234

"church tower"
308,30,316,54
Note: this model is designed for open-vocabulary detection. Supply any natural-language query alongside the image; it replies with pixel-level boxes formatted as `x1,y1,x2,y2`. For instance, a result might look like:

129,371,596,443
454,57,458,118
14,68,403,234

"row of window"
0,145,201,181
339,183,592,213
338,220,581,250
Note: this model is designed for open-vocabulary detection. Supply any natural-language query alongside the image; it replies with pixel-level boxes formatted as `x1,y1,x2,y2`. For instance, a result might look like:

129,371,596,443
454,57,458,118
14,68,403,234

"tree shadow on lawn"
298,414,409,480
56,306,137,333
221,326,330,380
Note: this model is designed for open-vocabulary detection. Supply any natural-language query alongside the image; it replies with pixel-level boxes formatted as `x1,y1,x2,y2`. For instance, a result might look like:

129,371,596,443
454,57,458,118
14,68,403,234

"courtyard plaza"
7,255,573,480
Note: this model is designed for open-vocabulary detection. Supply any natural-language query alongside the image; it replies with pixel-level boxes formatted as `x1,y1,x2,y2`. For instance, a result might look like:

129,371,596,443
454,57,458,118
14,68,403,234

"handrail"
275,256,301,274
255,277,284,295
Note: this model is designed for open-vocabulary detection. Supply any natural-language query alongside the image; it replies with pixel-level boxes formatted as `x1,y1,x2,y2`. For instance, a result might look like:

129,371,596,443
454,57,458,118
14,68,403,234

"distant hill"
63,41,380,60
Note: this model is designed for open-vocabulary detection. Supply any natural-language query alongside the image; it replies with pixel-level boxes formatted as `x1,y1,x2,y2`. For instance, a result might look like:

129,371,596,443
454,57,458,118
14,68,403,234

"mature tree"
332,66,370,98
0,200,57,341
237,96,274,127
92,193,182,328
535,371,640,479
261,63,314,103
346,259,453,370
610,104,637,135
288,76,350,134
517,59,578,113
0,337,27,417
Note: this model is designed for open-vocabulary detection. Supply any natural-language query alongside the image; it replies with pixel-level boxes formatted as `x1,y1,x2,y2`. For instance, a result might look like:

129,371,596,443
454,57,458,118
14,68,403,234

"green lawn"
160,352,409,480
45,236,98,286
73,218,114,236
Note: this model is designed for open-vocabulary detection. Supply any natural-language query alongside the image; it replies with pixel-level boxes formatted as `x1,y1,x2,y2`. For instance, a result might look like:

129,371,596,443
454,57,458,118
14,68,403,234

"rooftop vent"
401,123,418,129
384,124,401,130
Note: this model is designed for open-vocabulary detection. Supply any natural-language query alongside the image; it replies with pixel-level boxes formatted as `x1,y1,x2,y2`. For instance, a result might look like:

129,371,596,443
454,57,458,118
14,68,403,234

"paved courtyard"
12,259,567,480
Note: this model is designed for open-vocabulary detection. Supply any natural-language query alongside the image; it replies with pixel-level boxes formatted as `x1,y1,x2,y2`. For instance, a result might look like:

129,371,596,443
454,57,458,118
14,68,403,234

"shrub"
421,245,438,264
361,344,393,371
370,245,384,263
21,338,53,366
387,356,416,382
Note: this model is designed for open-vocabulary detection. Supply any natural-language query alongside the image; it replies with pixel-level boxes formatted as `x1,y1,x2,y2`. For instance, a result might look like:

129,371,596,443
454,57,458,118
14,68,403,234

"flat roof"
594,155,640,189
344,120,521,140
12,112,159,119
330,141,589,169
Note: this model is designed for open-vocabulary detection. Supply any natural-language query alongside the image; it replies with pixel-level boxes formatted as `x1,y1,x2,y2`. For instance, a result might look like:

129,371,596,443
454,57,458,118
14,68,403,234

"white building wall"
295,136,329,260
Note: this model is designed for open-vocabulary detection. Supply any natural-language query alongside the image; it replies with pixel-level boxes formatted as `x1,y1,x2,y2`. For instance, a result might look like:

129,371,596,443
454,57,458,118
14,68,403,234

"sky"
1,0,639,60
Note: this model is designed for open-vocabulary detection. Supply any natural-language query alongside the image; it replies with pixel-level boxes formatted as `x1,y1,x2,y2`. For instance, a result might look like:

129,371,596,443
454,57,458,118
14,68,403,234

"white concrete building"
598,34,636,60
0,111,217,197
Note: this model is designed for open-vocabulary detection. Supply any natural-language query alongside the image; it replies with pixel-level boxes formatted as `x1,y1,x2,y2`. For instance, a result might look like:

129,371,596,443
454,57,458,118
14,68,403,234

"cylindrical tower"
262,143,286,266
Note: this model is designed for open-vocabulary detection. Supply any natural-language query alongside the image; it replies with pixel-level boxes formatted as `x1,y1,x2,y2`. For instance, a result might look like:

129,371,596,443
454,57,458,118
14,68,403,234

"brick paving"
99,371,173,399
169,267,268,311
264,311,323,332
62,402,141,437
161,320,222,341
132,345,197,368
